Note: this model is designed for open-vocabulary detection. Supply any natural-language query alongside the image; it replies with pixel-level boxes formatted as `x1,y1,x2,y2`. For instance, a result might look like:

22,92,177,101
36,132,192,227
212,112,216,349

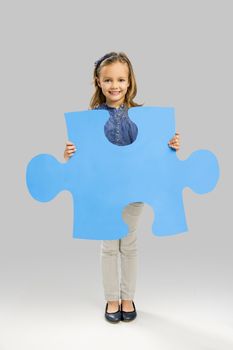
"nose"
111,81,119,89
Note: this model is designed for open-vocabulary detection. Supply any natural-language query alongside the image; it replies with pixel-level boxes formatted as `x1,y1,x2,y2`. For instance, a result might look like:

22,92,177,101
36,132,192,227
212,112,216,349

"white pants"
100,202,144,301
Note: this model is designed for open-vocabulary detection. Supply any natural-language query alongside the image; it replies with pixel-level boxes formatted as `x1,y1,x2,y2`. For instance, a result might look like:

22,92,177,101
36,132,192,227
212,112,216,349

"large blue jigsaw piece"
26,106,220,240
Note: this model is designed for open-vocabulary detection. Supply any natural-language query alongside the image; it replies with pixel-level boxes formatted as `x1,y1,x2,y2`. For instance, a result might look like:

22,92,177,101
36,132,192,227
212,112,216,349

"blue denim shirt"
94,102,138,146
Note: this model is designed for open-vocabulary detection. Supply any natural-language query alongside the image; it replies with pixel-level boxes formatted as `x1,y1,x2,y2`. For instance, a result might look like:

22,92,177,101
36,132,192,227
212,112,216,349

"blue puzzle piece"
26,106,220,240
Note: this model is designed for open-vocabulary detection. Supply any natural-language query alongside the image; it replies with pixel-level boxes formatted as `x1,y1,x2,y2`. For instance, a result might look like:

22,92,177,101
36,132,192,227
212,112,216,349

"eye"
120,79,125,81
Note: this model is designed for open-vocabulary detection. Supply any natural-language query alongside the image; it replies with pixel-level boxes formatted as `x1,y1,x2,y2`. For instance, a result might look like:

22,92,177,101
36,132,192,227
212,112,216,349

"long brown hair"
89,51,144,109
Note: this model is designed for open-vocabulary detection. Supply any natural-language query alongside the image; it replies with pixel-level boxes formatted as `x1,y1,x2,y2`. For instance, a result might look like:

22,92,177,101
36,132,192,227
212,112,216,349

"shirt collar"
101,102,126,110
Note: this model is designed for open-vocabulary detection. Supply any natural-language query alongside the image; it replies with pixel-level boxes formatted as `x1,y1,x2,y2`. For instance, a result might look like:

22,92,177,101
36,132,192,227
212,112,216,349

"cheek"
122,83,129,90
102,83,110,90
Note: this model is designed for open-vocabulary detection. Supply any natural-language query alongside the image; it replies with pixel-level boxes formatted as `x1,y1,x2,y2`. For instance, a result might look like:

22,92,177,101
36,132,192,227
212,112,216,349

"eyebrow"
102,76,127,79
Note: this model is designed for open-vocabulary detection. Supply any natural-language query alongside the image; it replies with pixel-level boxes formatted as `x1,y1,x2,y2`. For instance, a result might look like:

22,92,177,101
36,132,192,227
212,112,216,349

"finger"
170,141,179,146
169,142,179,149
66,141,75,146
173,137,180,143
168,143,175,148
67,145,76,150
168,139,180,146
170,136,179,143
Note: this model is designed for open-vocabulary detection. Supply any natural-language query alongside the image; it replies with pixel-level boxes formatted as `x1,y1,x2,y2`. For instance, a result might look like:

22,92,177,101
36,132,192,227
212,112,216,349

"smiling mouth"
109,91,120,95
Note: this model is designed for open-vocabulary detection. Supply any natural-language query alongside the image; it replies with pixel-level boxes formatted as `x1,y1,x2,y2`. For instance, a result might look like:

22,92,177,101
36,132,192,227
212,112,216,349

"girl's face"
96,61,130,108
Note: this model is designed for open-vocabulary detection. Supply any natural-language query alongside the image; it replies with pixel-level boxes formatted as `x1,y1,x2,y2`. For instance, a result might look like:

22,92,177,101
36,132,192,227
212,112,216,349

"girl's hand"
168,132,180,151
64,141,77,161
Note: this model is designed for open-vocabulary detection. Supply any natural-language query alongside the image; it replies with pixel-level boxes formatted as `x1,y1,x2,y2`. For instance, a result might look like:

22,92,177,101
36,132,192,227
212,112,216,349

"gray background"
1,0,232,349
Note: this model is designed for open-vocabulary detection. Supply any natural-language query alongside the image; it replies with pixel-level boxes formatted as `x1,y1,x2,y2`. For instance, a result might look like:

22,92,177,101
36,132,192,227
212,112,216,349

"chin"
109,93,125,101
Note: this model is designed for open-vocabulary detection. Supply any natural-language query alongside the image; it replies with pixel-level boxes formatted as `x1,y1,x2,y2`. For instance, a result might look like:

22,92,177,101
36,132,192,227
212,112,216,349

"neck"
105,102,125,109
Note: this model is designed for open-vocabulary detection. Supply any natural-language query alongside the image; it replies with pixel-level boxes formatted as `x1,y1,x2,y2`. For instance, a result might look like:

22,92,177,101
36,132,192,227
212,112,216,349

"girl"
64,52,180,323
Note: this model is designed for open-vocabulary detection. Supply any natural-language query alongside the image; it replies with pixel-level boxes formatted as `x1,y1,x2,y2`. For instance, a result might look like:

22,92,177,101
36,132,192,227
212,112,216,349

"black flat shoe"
121,301,137,322
105,302,121,323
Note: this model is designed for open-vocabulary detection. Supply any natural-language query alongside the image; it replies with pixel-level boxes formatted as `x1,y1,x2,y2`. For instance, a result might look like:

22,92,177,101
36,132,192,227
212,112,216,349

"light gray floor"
1,294,232,350
1,205,232,350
